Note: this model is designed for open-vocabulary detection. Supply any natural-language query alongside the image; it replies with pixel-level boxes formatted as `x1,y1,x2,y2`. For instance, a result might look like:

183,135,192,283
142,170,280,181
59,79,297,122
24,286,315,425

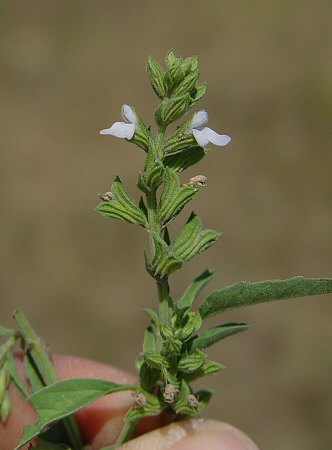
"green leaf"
124,389,163,422
199,276,332,319
189,82,207,107
0,326,16,337
24,353,44,393
130,108,152,152
178,350,206,374
172,213,221,262
155,95,191,128
175,71,200,98
173,379,196,415
96,176,147,227
190,323,249,352
147,56,166,99
196,389,213,411
158,169,198,225
161,118,195,157
0,390,11,423
181,55,198,75
7,353,28,399
180,312,202,341
15,378,137,449
151,234,182,278
143,327,155,353
144,353,169,369
163,146,207,172
177,269,214,311
143,308,159,328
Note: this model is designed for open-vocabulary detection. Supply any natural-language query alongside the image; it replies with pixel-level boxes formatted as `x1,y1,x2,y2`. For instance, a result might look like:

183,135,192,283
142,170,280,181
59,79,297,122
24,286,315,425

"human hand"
0,354,259,450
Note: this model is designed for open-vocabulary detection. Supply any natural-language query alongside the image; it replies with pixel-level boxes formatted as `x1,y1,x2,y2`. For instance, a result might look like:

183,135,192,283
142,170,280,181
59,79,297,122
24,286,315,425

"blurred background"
1,1,332,449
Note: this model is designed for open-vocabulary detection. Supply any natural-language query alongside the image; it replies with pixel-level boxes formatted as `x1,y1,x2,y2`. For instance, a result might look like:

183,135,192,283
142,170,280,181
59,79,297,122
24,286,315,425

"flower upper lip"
100,105,137,139
191,110,231,147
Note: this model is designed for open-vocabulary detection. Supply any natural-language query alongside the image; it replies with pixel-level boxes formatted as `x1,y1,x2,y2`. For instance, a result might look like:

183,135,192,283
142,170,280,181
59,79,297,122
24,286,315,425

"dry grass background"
1,1,332,449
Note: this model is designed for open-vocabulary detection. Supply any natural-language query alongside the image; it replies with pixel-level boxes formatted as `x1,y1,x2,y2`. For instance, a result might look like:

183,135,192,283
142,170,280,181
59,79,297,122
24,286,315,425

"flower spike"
191,110,231,147
100,105,137,139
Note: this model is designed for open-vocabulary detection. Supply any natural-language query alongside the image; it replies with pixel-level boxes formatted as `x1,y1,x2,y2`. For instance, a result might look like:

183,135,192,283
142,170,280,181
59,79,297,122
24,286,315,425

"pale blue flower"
100,105,137,139
191,110,231,147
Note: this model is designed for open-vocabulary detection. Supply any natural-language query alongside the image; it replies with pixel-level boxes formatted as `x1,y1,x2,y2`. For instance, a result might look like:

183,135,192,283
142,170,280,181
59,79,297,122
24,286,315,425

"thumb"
118,419,260,450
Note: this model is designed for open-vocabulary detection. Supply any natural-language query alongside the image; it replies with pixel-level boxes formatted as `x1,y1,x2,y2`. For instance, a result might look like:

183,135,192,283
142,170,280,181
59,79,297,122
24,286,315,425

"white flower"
99,105,137,139
191,110,231,147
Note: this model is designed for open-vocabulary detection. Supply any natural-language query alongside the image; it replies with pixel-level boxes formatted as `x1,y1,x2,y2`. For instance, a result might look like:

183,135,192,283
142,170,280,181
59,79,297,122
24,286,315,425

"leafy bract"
96,176,147,226
15,378,137,449
190,323,249,352
151,233,182,277
158,169,198,224
199,276,332,319
172,213,221,262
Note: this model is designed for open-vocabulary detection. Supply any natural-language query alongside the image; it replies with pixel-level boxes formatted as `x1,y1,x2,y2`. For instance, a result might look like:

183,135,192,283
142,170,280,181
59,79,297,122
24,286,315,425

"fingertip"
119,419,260,450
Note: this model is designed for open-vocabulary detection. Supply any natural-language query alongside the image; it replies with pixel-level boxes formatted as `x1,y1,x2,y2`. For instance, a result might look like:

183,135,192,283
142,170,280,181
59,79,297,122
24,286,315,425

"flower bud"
131,391,147,409
187,394,200,408
189,175,207,187
163,384,178,404
98,192,113,202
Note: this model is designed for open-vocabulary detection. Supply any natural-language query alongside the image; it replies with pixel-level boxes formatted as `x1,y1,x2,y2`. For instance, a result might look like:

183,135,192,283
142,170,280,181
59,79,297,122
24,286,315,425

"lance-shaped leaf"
163,146,208,172
177,269,214,311
158,170,198,225
190,323,249,352
199,276,332,319
96,176,147,227
172,212,221,262
155,94,191,128
151,234,182,278
15,378,137,449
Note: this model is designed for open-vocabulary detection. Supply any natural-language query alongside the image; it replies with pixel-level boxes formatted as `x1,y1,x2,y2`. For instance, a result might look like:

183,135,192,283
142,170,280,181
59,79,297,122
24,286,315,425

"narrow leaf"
199,276,332,319
190,323,249,352
177,269,214,311
16,378,136,449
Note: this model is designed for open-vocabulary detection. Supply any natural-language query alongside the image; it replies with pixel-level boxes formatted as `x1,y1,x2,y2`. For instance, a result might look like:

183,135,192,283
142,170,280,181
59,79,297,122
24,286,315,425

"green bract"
1,50,331,450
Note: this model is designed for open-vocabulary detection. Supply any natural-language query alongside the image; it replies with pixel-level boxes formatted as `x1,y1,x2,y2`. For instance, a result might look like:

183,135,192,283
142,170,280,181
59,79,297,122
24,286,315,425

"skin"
0,354,260,450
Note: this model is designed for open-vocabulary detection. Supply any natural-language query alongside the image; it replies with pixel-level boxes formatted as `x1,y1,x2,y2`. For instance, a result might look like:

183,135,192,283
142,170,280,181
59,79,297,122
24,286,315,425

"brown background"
1,1,332,449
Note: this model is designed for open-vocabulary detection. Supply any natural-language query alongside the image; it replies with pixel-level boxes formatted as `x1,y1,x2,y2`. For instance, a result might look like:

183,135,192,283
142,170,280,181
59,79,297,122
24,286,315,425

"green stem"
13,310,83,450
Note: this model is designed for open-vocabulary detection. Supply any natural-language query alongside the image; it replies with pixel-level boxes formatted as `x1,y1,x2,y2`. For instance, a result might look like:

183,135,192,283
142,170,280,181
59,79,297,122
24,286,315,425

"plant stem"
13,310,83,450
